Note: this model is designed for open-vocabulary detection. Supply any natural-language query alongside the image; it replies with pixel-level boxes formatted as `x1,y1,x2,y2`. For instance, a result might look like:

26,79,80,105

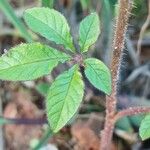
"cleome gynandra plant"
0,8,111,132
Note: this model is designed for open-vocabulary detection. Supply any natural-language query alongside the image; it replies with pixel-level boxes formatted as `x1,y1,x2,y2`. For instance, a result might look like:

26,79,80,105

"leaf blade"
79,13,100,52
116,117,133,132
84,58,111,95
0,43,70,81
24,7,75,52
139,114,150,140
46,65,84,132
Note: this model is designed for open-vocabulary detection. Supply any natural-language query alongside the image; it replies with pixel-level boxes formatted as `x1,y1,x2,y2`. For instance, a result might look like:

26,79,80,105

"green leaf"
79,12,100,52
139,114,150,140
24,7,75,52
0,43,70,81
41,0,54,8
0,0,32,42
116,117,133,132
129,114,144,127
36,83,50,96
46,65,84,132
80,0,90,10
84,58,111,95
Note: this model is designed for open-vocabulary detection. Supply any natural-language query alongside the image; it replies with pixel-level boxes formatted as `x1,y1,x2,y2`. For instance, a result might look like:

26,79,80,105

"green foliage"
80,0,90,10
84,58,111,95
46,65,84,132
133,0,147,17
0,0,32,42
116,117,133,132
24,8,75,52
139,114,150,140
79,13,100,52
0,43,70,81
36,83,50,96
41,0,54,8
0,8,112,132
129,114,144,127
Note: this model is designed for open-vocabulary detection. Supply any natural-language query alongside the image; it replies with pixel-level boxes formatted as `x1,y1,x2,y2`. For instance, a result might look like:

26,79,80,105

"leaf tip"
139,132,148,141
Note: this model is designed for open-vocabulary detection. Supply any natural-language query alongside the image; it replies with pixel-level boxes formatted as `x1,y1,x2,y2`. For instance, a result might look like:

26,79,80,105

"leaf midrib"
86,62,109,91
54,67,77,130
26,13,71,49
80,16,95,51
0,57,69,73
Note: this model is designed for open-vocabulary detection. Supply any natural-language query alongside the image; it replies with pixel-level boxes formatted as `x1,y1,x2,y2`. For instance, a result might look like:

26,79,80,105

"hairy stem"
116,107,150,120
33,128,53,150
100,1,133,150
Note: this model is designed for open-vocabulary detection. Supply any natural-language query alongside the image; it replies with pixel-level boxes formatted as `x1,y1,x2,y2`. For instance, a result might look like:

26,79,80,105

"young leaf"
0,43,70,81
24,7,75,52
139,114,150,140
79,12,100,52
84,58,111,95
46,65,84,132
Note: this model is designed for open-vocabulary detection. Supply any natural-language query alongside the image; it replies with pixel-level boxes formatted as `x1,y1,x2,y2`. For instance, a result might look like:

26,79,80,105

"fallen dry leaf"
71,114,117,150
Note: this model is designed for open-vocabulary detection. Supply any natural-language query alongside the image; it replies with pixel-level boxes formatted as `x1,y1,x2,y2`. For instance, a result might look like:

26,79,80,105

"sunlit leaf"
79,12,100,52
46,65,84,132
84,58,111,95
24,8,75,52
0,43,70,81
139,114,150,140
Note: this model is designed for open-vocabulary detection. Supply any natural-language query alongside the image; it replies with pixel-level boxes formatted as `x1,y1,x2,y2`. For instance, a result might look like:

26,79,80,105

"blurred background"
0,0,150,150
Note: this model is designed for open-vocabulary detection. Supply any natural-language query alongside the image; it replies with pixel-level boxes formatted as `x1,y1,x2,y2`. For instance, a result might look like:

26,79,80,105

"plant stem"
33,128,53,150
100,0,133,150
116,107,150,120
